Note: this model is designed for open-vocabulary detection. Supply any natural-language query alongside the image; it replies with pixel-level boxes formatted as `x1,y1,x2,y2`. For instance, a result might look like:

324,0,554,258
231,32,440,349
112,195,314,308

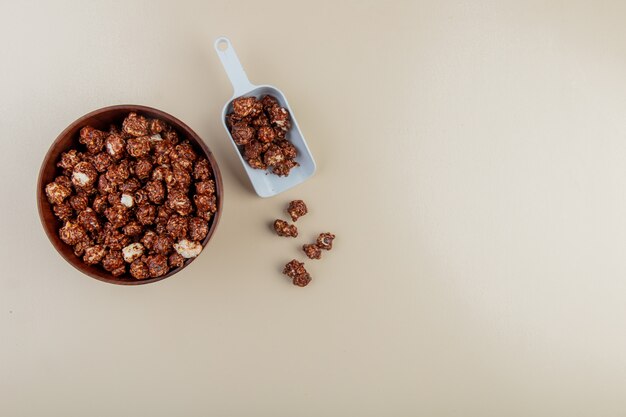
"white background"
1,1,626,415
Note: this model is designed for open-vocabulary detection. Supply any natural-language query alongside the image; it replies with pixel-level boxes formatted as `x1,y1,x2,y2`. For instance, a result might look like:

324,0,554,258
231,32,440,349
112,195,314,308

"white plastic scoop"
214,36,316,198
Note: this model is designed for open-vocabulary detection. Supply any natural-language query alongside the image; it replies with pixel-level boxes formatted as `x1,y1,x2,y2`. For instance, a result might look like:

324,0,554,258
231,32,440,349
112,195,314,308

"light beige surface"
2,0,626,415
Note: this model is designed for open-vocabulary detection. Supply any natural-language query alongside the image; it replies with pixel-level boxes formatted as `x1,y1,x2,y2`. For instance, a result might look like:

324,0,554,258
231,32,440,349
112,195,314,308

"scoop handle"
214,37,255,97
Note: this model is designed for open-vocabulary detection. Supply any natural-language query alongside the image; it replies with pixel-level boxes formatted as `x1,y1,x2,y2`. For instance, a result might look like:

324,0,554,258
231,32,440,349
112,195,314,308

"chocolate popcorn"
287,200,308,222
316,233,335,250
168,253,185,269
105,134,126,160
130,259,150,279
188,217,208,241
59,221,87,245
79,126,106,154
43,112,218,279
45,181,71,205
145,254,168,277
122,112,149,137
273,219,298,238
282,259,311,287
226,94,298,176
302,243,322,260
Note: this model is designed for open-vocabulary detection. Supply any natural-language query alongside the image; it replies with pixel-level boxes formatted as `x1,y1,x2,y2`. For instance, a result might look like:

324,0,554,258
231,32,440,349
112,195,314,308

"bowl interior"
37,105,223,285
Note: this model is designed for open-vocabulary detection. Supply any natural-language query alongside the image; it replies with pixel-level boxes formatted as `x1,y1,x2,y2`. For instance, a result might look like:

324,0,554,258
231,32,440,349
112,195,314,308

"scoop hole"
217,40,228,51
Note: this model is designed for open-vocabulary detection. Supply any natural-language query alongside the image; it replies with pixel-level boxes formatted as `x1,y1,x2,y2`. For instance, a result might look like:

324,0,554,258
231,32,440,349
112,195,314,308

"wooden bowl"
37,105,223,285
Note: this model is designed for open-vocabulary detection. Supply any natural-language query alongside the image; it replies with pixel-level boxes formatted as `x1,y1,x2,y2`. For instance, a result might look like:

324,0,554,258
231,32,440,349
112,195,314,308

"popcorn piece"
140,230,158,251
273,219,298,237
73,239,92,257
133,188,149,206
148,118,167,135
105,134,126,159
122,242,144,263
102,250,124,272
287,200,307,222
103,227,130,251
111,265,126,277
282,260,307,279
167,190,192,216
263,145,284,166
195,180,215,196
261,95,279,109
243,140,264,160
79,126,106,154
282,259,311,287
92,194,108,214
193,194,217,214
293,274,312,287
168,253,185,269
120,193,134,208
77,208,100,233
105,160,130,183
104,203,129,228
196,210,213,222
188,217,209,241
168,166,191,191
153,234,174,255
271,159,298,177
122,220,143,237
119,178,141,193
166,215,188,240
273,122,291,139
136,204,156,225
246,157,266,170
276,140,297,160
83,245,106,265
130,259,150,279
172,142,197,162
316,232,336,250
251,101,263,118
251,114,270,128
126,136,151,158
90,152,113,172
173,239,202,258
122,112,149,137
145,180,165,204
132,158,153,180
45,181,72,205
267,106,289,128
303,243,322,260
145,254,168,277
97,174,117,194
54,175,73,189
257,126,276,143
232,96,258,117
225,112,248,128
151,165,171,182
157,205,174,222
59,221,87,245
53,202,73,221
162,129,179,144
57,149,82,170
69,193,89,211
231,123,255,146
193,159,211,180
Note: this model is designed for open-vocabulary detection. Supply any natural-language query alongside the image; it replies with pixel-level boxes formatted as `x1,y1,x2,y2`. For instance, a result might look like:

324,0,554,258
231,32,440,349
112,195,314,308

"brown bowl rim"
37,104,223,285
